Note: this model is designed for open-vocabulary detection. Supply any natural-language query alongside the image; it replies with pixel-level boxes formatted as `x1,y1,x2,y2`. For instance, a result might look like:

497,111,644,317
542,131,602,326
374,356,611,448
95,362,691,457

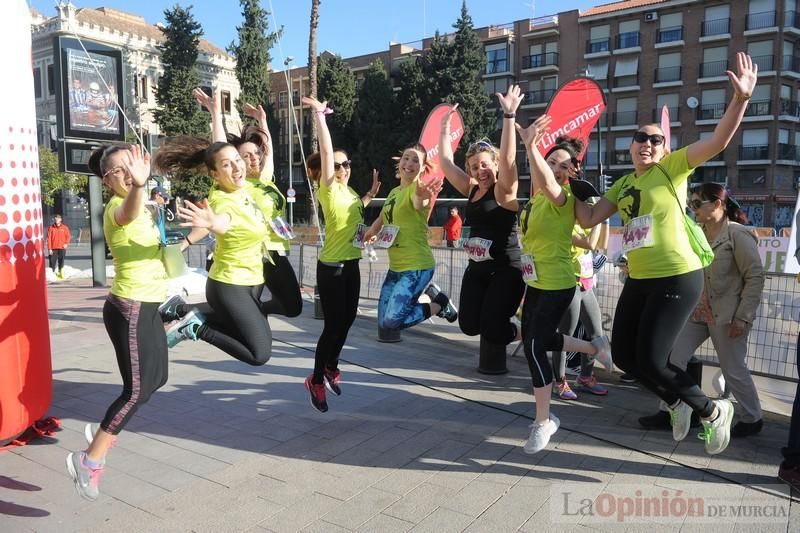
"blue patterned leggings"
378,269,434,330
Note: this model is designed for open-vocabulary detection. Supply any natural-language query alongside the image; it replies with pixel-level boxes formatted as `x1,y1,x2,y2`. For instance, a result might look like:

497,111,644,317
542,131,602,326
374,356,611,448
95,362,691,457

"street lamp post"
284,57,294,226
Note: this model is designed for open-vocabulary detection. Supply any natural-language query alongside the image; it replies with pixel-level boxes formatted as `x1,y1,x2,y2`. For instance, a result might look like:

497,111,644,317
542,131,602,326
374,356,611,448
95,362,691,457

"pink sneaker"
555,380,578,400
576,375,609,396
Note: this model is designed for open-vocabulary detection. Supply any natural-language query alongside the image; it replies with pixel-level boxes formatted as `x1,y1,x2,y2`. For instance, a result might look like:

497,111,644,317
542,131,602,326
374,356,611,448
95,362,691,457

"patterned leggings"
378,269,433,330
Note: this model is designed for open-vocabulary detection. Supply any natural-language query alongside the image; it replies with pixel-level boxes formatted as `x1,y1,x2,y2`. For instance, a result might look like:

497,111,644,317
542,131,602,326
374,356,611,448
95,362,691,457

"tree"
447,1,493,143
394,56,428,149
307,0,321,153
228,0,280,135
153,5,212,199
421,32,456,107
352,60,395,195
317,54,357,151
38,147,87,207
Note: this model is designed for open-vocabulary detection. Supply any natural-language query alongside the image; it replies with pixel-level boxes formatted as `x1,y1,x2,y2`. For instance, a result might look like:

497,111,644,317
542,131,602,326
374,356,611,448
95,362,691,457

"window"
485,43,508,74
748,40,774,71
692,166,727,184
613,57,638,87
586,60,609,89
699,88,726,120
33,66,42,99
739,169,767,189
780,84,797,115
221,90,231,114
278,91,287,106
701,46,728,77
137,75,148,103
525,42,558,68
47,64,55,96
613,97,637,125
656,93,679,121
703,5,730,36
484,77,508,97
788,0,800,29
747,0,777,30
658,12,683,43
526,76,557,104
745,84,772,116
778,128,797,159
614,136,632,164
584,137,606,168
656,53,681,82
783,40,798,71
616,20,640,49
741,129,770,160
587,25,610,53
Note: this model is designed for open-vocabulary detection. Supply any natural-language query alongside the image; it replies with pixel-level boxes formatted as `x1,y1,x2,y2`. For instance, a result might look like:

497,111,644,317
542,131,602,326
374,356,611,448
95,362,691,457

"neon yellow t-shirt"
318,179,363,263
382,181,435,272
247,177,289,252
519,186,576,290
103,195,167,302
604,147,701,279
208,186,269,285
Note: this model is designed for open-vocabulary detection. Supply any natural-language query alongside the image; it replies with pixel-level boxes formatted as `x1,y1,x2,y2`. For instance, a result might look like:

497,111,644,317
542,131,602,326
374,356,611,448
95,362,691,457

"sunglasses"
102,166,125,178
689,199,713,210
334,160,352,171
632,132,665,145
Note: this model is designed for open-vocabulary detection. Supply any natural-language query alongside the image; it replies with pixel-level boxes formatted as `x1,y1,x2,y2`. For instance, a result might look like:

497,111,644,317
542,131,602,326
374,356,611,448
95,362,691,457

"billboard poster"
65,49,119,136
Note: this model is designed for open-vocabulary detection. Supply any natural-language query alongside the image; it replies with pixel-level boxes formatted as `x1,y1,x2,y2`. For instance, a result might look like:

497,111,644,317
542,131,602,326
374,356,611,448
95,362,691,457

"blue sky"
30,0,599,69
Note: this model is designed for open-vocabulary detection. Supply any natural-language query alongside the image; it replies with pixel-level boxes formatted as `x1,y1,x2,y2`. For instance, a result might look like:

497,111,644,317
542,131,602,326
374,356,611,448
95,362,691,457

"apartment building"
272,0,800,229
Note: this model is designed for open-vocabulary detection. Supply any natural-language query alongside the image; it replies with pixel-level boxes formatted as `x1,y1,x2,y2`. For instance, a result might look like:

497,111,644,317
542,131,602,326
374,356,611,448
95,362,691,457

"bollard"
377,326,402,343
478,336,508,374
686,356,703,387
313,285,324,319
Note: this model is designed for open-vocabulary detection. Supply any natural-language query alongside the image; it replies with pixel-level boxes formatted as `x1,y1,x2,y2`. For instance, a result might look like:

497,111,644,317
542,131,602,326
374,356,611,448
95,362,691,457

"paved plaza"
1,279,798,532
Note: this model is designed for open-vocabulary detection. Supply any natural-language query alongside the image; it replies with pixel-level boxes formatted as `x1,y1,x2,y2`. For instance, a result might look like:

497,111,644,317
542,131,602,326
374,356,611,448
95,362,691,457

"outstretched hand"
301,96,328,114
369,169,381,196
726,51,757,98
496,84,524,115
192,87,220,114
122,145,150,188
177,199,217,230
440,103,459,132
415,176,444,201
242,102,267,123
515,115,553,149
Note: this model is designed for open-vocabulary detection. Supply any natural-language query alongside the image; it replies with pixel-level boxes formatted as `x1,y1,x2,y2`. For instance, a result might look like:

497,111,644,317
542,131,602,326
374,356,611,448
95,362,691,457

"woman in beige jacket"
639,182,765,437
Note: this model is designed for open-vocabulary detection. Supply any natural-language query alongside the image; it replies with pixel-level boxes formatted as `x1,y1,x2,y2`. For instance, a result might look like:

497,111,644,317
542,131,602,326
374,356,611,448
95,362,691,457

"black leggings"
193,278,273,366
262,251,303,317
522,286,575,388
611,269,713,418
101,295,168,435
458,261,525,345
313,260,360,383
49,249,66,271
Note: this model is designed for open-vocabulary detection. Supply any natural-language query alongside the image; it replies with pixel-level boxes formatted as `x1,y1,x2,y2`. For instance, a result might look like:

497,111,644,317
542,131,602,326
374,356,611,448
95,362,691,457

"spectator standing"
443,206,463,247
47,214,71,278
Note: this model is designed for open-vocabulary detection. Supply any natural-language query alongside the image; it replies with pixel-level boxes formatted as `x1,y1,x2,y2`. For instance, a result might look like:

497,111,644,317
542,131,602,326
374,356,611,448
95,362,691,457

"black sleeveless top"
464,183,521,267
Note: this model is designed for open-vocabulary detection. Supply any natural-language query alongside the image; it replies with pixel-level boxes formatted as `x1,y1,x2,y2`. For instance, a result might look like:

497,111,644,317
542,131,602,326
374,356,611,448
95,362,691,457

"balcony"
751,54,774,72
615,31,640,50
521,52,559,70
654,66,681,83
778,143,800,160
782,55,800,72
700,60,728,78
657,26,683,44
697,102,726,121
613,74,639,89
522,88,557,106
787,11,800,32
780,98,800,117
652,106,679,122
485,59,508,75
701,17,730,37
743,100,771,117
613,150,633,165
586,38,610,54
746,11,777,30
611,110,638,126
739,145,770,160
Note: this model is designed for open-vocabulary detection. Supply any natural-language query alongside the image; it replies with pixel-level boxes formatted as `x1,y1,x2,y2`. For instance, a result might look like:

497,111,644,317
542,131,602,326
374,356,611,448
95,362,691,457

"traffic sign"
287,188,296,197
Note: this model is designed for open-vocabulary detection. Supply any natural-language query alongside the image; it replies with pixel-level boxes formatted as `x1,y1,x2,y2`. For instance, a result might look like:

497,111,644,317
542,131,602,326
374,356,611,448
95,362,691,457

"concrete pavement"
1,279,799,532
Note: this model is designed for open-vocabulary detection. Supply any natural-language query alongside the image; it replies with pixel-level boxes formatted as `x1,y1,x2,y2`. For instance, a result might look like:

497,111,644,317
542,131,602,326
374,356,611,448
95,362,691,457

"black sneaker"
619,373,638,383
731,419,763,438
158,294,186,323
304,375,328,412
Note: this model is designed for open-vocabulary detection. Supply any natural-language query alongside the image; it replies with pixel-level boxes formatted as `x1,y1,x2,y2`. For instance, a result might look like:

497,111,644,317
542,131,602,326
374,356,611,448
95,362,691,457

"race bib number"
578,253,594,279
520,254,538,283
464,237,493,262
374,224,399,248
269,216,295,240
352,223,367,248
622,214,654,252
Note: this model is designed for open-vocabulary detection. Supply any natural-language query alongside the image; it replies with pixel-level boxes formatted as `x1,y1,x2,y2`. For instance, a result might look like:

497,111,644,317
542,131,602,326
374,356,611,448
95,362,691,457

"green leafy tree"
352,59,395,195
394,56,428,149
153,5,211,199
421,32,455,107
317,54,356,151
228,0,281,135
38,147,87,207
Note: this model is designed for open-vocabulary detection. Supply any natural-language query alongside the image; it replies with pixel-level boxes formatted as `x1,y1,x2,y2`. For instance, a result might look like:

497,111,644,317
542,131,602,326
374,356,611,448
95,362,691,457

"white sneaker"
523,414,560,454
589,336,613,370
699,399,734,455
83,423,116,453
668,400,693,441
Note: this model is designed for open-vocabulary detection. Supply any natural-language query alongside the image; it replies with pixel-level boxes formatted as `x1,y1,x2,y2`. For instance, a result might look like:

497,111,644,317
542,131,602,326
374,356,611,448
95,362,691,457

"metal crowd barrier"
288,243,799,382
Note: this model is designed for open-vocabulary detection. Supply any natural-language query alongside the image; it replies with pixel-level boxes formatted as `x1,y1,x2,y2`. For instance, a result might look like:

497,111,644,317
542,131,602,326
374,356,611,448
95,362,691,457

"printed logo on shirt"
618,182,642,222
520,200,534,234
383,193,398,224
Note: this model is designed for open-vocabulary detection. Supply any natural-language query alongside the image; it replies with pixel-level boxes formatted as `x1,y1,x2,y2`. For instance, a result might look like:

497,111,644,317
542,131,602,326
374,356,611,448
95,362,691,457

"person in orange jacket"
443,206,463,247
47,213,71,278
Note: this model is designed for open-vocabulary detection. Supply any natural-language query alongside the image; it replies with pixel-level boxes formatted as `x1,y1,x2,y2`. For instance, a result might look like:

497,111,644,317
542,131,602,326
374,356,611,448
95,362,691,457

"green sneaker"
166,309,204,348
698,399,734,455
668,400,693,441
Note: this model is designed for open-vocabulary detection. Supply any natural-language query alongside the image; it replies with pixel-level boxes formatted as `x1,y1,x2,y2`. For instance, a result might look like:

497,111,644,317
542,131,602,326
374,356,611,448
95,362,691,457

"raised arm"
495,85,523,203
575,197,617,228
572,223,603,251
412,176,444,211
362,169,381,207
438,104,472,197
516,115,566,206
242,103,274,182
114,146,150,226
193,87,226,144
303,96,335,188
686,52,757,168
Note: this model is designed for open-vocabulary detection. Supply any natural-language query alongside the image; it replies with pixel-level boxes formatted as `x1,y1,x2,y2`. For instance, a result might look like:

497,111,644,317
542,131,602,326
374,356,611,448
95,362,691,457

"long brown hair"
305,148,349,184
153,137,232,176
691,182,748,224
